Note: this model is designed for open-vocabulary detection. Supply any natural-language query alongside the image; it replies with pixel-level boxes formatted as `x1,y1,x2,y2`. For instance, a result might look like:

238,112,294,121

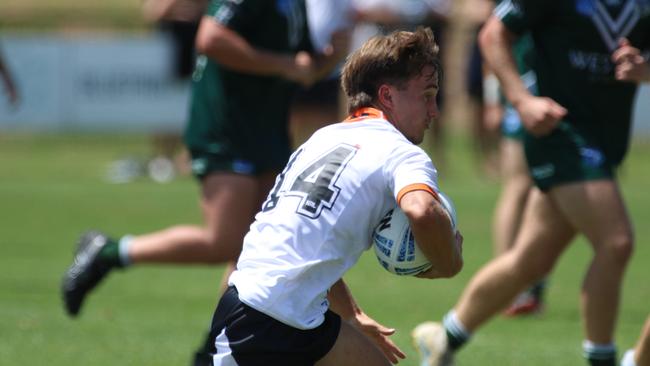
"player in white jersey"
199,27,463,366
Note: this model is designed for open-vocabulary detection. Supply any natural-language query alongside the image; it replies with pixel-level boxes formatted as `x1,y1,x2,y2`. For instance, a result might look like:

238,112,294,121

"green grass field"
1,132,649,366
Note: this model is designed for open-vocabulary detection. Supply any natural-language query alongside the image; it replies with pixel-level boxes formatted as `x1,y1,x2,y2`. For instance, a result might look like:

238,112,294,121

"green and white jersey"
185,0,312,168
496,0,650,141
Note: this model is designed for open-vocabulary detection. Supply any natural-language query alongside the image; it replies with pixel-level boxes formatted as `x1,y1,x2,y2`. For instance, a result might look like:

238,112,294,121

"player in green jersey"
412,1,650,365
62,0,350,320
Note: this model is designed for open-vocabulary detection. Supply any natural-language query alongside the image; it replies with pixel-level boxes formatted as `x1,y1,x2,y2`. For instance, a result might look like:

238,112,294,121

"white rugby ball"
372,207,432,276
437,191,458,232
372,192,458,276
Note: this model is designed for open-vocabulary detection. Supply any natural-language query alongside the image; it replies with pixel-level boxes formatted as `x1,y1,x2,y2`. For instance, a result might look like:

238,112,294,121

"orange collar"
344,107,387,122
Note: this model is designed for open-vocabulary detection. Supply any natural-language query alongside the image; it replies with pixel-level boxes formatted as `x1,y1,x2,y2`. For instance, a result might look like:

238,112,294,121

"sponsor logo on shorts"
191,158,207,175
580,147,605,167
531,164,555,180
232,159,255,174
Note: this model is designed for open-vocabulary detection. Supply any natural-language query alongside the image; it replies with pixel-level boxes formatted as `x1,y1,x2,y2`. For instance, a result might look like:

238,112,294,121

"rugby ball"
372,192,458,276
438,191,458,231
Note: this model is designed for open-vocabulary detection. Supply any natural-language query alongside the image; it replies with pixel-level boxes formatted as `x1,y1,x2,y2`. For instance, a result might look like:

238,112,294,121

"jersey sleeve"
207,0,264,33
384,145,439,204
494,0,555,35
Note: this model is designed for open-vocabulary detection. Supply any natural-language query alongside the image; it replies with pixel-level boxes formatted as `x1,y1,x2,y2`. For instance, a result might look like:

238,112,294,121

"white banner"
0,33,648,135
0,33,190,133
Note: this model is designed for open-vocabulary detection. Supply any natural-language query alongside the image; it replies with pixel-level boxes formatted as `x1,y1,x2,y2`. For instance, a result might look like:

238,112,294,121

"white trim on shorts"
213,327,239,366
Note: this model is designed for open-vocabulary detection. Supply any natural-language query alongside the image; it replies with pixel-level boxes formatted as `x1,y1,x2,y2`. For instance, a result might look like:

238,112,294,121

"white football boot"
412,321,454,366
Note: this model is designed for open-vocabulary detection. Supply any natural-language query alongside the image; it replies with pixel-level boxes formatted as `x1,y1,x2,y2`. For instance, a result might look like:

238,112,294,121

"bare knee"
597,232,634,266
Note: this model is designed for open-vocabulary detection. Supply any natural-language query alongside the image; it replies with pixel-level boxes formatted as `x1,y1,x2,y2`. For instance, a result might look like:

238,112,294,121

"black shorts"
200,287,341,366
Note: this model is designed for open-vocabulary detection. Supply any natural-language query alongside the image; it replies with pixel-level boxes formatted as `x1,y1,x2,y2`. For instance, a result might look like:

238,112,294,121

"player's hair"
341,27,441,113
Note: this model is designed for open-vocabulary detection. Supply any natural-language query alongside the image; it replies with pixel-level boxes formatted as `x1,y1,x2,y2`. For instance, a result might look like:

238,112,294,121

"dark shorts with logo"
187,128,292,179
524,122,625,191
196,286,341,366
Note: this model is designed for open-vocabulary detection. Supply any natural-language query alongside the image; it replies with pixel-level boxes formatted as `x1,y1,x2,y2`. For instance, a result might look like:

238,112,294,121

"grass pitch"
1,133,649,366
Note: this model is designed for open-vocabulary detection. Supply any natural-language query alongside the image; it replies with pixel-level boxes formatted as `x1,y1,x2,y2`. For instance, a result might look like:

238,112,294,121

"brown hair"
341,27,440,113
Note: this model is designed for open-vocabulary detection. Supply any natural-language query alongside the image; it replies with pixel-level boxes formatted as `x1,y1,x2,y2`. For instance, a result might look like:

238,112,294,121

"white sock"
443,310,471,344
118,235,133,267
583,340,617,362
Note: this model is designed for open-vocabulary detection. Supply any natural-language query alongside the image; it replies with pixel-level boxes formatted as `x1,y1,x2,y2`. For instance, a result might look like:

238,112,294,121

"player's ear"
378,84,393,109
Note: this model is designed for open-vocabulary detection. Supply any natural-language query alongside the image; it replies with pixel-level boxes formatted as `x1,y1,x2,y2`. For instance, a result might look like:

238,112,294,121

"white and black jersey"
229,108,439,329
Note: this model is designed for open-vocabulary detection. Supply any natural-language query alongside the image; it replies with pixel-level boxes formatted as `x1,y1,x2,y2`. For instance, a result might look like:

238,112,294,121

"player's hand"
416,230,463,279
612,38,650,82
327,28,352,58
350,312,406,364
515,95,567,136
281,51,317,87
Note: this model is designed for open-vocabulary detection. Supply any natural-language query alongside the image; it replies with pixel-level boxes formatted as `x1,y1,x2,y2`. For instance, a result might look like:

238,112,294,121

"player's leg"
634,316,650,366
61,173,263,316
413,188,576,365
126,173,259,263
493,138,548,316
622,316,650,366
192,171,278,366
548,180,633,364
455,188,575,330
492,138,531,256
316,320,391,366
636,317,650,366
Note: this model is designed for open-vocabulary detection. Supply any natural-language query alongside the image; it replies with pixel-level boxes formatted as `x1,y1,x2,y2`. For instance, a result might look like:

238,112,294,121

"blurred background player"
62,0,351,322
289,0,356,145
622,316,650,366
0,44,19,107
142,0,208,182
412,1,650,365
105,0,208,184
458,0,501,177
484,30,546,317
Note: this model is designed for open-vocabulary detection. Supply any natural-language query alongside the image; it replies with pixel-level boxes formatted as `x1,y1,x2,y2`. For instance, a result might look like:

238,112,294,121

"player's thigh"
549,179,633,250
315,320,391,366
511,187,576,272
200,173,260,251
500,138,529,183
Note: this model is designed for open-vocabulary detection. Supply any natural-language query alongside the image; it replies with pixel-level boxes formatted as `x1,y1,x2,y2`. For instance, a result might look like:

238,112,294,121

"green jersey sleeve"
494,0,556,35
207,0,264,34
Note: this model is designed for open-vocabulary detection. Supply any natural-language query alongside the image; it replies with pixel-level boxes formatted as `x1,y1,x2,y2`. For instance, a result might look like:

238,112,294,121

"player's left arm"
399,189,463,279
327,279,406,363
612,38,650,83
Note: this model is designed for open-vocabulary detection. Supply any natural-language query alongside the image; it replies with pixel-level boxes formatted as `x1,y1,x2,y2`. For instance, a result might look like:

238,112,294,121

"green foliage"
1,133,649,365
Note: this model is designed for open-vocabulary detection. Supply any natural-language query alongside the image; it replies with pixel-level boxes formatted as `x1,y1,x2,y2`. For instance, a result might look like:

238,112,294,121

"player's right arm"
195,16,317,86
478,14,566,136
399,189,463,279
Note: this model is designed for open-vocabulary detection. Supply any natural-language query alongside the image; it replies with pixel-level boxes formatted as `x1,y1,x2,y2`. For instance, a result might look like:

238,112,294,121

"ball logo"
373,207,432,276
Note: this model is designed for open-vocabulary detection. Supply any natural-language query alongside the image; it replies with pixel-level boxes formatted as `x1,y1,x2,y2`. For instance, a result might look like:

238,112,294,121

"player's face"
391,66,439,144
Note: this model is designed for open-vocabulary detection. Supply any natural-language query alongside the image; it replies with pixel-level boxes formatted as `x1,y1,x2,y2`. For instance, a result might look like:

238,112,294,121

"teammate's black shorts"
200,286,341,366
